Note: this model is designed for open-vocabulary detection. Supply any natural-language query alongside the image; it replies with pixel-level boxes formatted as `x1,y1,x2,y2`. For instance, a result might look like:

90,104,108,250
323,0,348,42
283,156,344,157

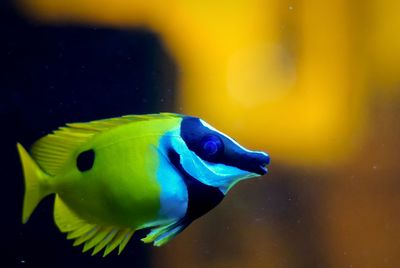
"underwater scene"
2,0,400,267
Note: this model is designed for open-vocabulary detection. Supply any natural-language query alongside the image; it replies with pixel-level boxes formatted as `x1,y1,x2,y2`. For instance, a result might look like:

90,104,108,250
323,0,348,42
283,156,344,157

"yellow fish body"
18,113,270,256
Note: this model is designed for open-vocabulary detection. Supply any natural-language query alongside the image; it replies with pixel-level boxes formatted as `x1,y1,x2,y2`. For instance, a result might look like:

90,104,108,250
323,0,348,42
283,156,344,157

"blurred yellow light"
18,0,398,167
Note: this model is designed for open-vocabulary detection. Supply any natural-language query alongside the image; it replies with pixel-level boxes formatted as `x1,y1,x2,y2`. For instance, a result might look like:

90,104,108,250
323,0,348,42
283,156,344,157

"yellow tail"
17,143,51,224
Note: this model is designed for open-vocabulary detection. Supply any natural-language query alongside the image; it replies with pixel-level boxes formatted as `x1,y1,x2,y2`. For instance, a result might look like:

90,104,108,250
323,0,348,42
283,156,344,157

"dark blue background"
0,1,177,267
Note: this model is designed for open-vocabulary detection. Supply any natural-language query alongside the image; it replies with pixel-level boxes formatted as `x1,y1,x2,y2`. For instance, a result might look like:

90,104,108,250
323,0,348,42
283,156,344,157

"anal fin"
53,195,136,256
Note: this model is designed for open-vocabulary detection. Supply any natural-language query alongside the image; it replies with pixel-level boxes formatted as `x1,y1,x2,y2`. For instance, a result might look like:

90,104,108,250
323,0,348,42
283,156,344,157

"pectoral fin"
141,219,188,247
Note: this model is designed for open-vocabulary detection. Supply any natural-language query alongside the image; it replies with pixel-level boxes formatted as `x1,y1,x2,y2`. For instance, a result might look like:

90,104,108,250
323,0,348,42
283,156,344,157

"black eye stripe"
76,149,95,172
180,116,270,175
180,117,222,162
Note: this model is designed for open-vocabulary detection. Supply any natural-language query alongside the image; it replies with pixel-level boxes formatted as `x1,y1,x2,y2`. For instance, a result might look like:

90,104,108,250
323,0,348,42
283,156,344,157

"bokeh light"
11,0,400,267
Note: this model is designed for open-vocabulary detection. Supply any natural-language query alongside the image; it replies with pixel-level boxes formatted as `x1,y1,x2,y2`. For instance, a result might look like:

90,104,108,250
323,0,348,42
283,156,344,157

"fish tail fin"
17,143,52,224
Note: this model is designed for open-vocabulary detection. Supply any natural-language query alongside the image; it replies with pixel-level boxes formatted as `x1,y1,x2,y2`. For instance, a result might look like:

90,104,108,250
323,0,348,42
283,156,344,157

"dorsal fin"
66,113,181,132
31,113,182,175
54,195,136,257
31,129,94,175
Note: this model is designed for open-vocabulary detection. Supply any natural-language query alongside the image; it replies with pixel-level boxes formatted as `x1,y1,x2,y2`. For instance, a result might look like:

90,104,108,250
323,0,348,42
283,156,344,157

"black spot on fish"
76,149,95,172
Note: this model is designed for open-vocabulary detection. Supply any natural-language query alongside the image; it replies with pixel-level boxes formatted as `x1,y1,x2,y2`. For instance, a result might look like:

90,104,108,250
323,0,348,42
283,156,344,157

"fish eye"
200,135,223,160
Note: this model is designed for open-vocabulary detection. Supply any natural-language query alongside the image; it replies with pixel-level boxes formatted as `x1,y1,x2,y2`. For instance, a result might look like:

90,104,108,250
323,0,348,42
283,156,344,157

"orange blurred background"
16,0,400,267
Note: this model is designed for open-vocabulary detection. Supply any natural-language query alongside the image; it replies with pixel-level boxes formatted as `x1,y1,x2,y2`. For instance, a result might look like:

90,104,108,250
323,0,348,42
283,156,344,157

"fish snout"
253,152,270,175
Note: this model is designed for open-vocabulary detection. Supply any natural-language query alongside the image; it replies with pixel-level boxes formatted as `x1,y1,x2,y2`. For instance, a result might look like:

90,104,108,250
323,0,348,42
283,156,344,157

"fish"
17,113,270,256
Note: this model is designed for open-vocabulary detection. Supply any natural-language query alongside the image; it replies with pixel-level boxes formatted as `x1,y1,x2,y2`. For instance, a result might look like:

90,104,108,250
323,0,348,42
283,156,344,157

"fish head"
168,116,270,194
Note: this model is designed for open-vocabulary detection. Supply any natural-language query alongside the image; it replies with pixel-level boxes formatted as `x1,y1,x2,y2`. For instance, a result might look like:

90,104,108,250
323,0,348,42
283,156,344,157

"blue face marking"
180,117,270,176
153,133,188,224
166,148,224,223
169,131,256,192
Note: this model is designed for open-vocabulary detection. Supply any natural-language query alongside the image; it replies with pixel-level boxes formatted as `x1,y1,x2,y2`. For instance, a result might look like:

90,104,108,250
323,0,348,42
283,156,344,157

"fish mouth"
254,163,268,175
253,152,270,175
259,164,268,175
